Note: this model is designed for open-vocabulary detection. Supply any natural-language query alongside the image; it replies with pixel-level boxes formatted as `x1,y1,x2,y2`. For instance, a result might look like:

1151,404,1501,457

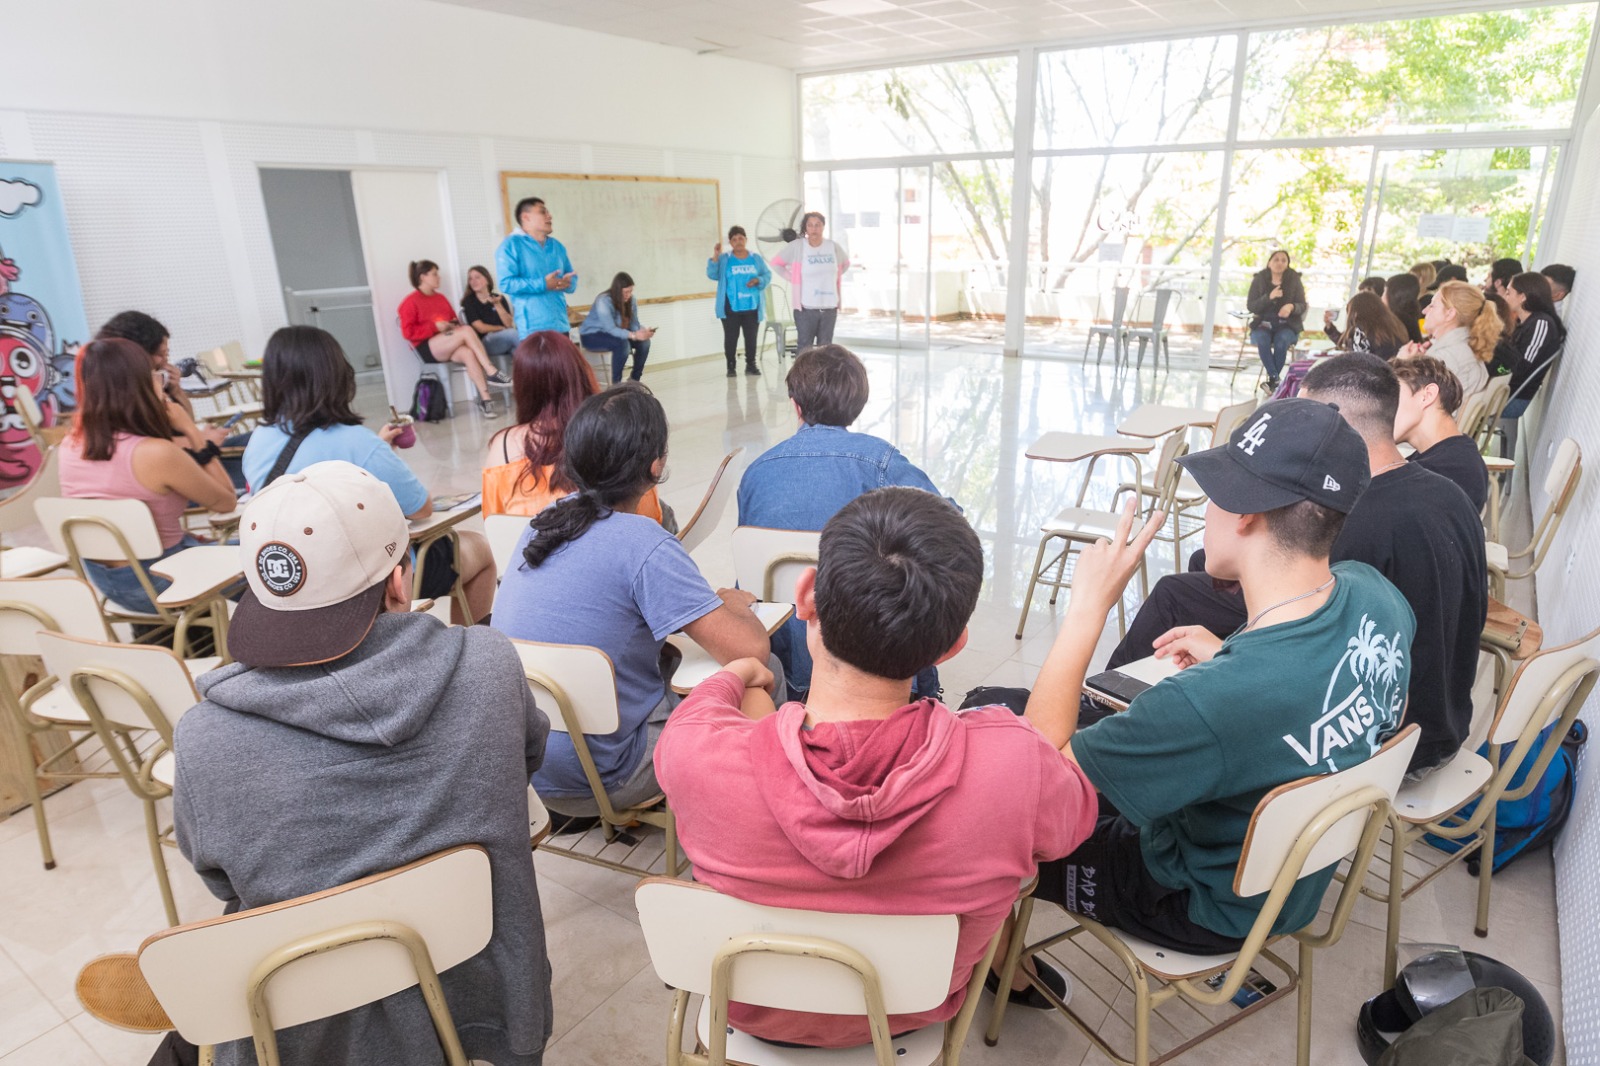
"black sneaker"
726,365,738,378
745,363,761,376
985,958,1071,1009
477,396,501,417
486,371,513,390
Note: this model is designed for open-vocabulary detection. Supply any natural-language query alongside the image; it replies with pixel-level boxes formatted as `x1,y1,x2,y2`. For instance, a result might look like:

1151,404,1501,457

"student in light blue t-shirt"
707,225,771,377
241,325,498,625
491,383,780,823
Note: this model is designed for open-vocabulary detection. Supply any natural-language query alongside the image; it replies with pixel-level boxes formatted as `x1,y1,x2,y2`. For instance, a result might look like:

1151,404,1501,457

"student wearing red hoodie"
655,487,1097,1049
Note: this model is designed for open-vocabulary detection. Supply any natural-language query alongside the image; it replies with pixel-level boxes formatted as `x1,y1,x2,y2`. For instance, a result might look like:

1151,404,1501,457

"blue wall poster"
1,161,88,488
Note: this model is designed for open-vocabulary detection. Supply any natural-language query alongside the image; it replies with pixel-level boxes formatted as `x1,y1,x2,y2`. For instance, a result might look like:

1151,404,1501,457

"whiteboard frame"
498,171,721,308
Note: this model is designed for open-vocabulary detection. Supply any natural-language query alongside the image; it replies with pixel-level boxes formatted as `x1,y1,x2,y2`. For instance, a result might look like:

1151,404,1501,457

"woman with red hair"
482,331,663,522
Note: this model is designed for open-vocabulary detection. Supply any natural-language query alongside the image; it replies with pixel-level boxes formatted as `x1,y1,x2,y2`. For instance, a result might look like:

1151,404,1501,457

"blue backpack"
1425,720,1587,873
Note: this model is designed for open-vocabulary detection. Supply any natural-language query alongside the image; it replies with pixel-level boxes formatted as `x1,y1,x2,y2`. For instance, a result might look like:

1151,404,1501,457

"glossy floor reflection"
0,346,1561,1065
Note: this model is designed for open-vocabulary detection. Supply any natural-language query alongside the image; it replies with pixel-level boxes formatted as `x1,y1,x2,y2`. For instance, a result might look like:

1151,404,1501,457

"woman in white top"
769,211,851,352
1399,279,1499,405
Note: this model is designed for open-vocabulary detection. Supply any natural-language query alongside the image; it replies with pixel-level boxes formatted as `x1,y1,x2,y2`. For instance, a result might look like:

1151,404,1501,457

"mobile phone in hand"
222,411,245,429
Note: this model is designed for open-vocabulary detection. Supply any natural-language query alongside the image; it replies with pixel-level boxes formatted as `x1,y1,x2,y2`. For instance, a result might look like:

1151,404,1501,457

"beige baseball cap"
229,460,411,668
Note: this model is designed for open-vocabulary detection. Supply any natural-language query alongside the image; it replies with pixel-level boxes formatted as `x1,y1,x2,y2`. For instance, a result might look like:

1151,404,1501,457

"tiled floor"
0,344,1560,1064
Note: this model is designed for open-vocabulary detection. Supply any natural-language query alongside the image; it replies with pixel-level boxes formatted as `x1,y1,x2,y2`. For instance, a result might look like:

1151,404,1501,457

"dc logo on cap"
257,543,307,597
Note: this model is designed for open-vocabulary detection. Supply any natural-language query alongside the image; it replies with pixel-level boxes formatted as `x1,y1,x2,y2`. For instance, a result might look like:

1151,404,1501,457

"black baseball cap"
1176,398,1371,515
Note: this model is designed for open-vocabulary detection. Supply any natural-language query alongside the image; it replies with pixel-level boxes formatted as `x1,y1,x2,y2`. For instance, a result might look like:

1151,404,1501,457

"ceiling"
434,0,1504,70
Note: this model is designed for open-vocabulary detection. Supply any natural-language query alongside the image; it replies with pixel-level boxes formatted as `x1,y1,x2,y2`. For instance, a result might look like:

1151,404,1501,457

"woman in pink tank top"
59,338,238,614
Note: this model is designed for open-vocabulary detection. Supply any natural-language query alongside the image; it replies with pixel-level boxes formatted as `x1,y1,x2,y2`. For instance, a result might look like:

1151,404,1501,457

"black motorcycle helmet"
1357,949,1554,1065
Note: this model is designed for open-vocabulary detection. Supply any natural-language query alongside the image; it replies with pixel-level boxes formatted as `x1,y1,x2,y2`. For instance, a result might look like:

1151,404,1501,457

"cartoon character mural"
0,163,88,488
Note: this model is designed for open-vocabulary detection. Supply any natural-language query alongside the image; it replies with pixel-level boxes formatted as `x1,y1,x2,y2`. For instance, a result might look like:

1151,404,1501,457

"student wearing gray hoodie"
173,461,553,1066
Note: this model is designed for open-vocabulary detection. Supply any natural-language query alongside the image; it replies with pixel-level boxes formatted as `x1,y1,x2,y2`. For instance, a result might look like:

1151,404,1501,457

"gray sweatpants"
792,308,839,351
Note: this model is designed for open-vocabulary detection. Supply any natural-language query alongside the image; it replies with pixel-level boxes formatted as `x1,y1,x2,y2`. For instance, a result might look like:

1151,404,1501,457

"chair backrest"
765,282,795,328
0,445,61,537
1108,286,1131,325
35,632,200,740
11,382,48,447
509,639,620,735
219,340,250,373
1481,375,1512,421
1455,391,1491,438
138,846,492,1048
198,347,230,376
1210,398,1259,447
635,877,958,1015
1235,726,1419,898
1488,625,1600,747
1150,435,1190,513
730,526,821,603
677,448,745,554
35,496,166,561
0,575,114,653
1148,287,1177,330
1540,438,1581,512
483,514,530,577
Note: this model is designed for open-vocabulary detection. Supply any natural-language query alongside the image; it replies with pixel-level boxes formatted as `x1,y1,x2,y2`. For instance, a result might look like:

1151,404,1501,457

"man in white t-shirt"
771,211,851,350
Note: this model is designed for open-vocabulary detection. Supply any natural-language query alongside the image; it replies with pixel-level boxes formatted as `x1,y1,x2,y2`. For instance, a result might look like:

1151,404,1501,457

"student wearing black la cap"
1022,398,1416,953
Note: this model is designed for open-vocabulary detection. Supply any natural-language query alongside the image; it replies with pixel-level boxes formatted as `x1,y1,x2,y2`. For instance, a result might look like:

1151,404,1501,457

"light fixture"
805,0,898,15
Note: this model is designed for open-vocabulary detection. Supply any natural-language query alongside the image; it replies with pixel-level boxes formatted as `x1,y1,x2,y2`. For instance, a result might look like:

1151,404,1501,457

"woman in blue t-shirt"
707,225,772,378
241,325,497,623
491,383,774,821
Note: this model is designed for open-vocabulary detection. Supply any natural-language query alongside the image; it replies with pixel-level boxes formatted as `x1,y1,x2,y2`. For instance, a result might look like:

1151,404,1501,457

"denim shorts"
82,535,200,615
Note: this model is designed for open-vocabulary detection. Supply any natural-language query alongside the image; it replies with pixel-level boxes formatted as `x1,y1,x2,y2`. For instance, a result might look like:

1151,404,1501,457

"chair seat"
29,684,91,725
0,546,70,578
1485,541,1509,571
1104,925,1247,981
1393,749,1494,824
1042,507,1121,537
694,996,946,1066
151,751,175,790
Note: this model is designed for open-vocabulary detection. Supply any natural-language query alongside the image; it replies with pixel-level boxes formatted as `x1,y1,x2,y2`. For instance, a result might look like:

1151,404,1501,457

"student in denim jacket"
736,344,958,698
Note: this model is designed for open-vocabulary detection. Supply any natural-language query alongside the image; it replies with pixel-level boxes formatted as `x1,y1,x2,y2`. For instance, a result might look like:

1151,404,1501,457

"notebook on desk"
432,492,482,512
1084,655,1180,712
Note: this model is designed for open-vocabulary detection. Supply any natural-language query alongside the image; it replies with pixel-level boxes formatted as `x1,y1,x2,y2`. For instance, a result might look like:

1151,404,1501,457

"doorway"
258,169,382,376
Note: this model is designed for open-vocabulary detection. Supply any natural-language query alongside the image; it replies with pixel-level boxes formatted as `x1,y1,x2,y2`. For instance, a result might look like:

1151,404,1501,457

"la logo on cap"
1237,412,1272,456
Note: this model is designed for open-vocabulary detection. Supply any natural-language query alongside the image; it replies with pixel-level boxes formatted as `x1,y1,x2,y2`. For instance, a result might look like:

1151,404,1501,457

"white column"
1003,47,1039,359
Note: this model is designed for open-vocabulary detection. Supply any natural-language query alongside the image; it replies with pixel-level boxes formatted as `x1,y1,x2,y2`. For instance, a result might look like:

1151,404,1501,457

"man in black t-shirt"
1392,355,1488,510
1097,355,1487,773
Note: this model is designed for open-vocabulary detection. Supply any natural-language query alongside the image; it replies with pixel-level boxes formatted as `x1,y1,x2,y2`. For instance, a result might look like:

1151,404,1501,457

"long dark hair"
522,383,668,568
462,265,497,306
261,326,363,432
507,331,599,497
73,338,173,461
604,272,635,327
1344,291,1409,352
1509,271,1564,329
1384,273,1424,343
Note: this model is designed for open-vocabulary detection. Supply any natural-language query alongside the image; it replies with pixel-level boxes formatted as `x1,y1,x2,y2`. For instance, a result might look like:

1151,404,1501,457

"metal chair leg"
1475,803,1497,937
145,799,179,927
984,895,1033,1046
1015,538,1052,640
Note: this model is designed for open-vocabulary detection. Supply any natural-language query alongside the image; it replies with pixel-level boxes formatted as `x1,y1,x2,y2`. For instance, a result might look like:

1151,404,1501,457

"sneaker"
726,364,738,378
477,396,501,417
745,363,762,376
486,371,513,390
985,958,1071,1009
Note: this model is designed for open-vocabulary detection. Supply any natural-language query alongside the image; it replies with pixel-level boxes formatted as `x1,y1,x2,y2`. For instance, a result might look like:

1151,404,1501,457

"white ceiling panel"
426,0,1543,70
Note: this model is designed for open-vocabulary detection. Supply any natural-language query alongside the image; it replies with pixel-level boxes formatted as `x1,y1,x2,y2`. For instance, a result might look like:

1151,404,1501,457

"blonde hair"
1410,261,1437,290
1434,280,1501,363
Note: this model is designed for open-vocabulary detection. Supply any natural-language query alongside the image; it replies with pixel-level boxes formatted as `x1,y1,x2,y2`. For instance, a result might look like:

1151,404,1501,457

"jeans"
482,327,519,360
722,308,760,368
1251,325,1299,382
581,333,651,383
792,308,838,351
1498,396,1530,458
82,535,200,616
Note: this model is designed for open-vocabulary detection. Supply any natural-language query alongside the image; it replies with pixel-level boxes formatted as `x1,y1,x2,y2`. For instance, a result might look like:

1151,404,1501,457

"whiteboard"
499,172,720,309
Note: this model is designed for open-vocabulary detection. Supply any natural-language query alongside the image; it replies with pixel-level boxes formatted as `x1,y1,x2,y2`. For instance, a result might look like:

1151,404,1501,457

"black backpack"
410,372,448,423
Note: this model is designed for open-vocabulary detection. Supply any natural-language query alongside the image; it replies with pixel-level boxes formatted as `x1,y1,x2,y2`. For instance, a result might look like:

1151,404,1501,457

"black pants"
1035,799,1247,955
723,309,759,367
1105,571,1246,669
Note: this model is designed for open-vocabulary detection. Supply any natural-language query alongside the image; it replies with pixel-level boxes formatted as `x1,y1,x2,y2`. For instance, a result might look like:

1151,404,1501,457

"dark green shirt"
1073,561,1416,938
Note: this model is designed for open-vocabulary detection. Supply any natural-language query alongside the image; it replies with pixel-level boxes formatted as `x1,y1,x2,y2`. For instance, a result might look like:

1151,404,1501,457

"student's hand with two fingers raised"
1153,625,1224,669
1066,498,1165,621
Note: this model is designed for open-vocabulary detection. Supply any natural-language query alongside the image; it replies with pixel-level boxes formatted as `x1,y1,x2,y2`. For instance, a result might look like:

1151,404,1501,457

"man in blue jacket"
496,197,578,337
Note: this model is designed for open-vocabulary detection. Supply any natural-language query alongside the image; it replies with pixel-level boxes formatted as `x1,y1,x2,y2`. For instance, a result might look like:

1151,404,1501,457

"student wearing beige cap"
170,460,554,1066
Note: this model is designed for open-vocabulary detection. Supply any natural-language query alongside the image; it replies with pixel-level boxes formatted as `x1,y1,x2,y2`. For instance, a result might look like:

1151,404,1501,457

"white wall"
0,0,798,368
1539,99,1600,1060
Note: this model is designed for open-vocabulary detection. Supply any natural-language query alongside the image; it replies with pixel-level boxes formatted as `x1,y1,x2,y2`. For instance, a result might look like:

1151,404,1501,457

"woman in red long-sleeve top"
398,259,512,417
